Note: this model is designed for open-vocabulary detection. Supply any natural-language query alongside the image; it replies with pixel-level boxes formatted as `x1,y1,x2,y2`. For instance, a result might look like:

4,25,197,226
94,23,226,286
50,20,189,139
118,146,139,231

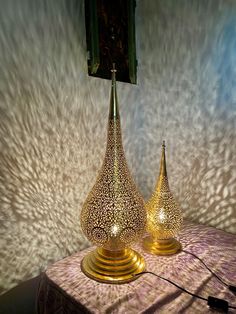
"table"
37,223,236,313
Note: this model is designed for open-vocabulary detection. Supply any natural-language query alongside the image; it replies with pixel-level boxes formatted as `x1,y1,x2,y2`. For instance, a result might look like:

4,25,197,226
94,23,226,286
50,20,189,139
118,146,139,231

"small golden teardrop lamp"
80,66,146,284
143,141,183,255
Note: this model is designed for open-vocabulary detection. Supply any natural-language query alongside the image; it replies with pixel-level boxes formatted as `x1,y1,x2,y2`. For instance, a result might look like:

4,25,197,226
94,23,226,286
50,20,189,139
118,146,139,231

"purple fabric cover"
37,222,236,313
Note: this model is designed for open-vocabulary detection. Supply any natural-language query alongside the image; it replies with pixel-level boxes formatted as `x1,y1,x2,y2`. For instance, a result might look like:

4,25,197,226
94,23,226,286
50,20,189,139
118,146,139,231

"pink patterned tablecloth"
37,222,236,313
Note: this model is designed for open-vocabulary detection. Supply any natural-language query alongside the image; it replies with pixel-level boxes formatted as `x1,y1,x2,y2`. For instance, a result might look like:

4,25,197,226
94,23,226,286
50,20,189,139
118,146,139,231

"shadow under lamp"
143,141,183,255
80,66,146,283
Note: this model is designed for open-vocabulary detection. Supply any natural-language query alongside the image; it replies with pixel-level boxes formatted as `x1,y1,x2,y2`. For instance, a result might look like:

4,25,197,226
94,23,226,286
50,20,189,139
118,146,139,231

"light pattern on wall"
0,0,235,294
134,0,236,234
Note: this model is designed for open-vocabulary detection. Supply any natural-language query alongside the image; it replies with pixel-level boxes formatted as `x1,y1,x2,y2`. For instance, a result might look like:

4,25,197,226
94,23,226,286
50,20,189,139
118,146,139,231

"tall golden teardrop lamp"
80,65,146,283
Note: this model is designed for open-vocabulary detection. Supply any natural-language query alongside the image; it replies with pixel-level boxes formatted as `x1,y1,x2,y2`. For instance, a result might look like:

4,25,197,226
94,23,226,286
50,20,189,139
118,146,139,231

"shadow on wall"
0,0,99,295
0,0,235,295
134,0,236,234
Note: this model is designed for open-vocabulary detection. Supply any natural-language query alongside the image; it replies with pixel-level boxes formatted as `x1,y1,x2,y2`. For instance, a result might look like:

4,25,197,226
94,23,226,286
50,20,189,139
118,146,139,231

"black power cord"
133,271,236,312
182,249,236,294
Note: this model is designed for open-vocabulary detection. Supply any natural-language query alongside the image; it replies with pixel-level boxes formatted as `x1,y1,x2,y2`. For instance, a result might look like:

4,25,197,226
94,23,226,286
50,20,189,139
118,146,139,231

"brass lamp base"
143,236,181,255
81,247,145,284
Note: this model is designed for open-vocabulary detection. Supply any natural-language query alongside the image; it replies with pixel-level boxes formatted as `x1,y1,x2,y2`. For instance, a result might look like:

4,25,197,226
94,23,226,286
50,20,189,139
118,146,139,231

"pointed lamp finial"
109,63,120,120
160,140,167,177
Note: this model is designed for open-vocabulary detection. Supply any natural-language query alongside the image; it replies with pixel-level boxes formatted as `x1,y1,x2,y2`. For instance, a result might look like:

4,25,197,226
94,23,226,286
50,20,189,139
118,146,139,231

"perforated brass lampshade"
80,66,146,283
143,141,183,255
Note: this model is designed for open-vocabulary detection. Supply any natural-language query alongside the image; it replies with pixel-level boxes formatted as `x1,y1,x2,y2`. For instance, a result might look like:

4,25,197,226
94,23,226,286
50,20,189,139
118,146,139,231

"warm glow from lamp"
80,65,146,283
143,141,183,255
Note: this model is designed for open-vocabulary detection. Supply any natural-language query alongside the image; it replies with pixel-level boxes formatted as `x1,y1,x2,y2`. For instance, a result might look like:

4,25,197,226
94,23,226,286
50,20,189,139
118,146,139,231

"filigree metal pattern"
80,70,146,252
146,142,183,240
81,119,146,250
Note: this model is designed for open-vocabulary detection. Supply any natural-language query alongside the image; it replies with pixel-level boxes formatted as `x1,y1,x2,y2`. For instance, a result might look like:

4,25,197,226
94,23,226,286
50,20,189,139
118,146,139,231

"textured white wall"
0,0,235,293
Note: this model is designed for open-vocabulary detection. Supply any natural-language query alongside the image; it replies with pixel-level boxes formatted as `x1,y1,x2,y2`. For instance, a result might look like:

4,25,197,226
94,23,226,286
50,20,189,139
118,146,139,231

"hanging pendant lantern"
80,65,146,283
143,141,183,255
